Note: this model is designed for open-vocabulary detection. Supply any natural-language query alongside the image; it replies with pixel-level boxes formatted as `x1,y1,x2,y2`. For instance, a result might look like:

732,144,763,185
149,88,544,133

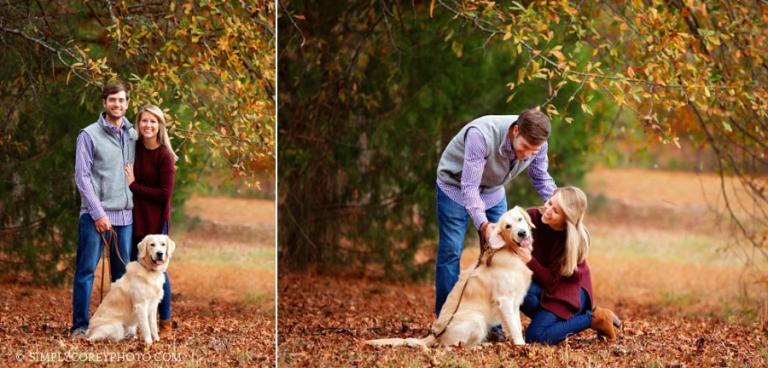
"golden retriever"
367,206,534,348
87,234,175,345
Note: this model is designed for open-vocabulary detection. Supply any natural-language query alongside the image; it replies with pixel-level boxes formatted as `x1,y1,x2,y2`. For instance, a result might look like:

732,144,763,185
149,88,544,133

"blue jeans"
130,224,172,321
435,186,507,315
521,282,592,344
71,214,132,331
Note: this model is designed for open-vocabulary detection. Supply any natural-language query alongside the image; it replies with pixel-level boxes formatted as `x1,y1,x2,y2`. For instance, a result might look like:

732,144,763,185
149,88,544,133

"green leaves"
722,121,732,133
278,1,611,277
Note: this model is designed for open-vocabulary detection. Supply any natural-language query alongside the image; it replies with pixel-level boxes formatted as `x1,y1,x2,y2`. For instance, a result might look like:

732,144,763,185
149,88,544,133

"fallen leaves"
0,282,274,367
279,273,768,367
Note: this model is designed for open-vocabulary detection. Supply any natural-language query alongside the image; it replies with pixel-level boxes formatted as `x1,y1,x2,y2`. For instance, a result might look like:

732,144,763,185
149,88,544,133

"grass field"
173,195,275,308
585,167,767,320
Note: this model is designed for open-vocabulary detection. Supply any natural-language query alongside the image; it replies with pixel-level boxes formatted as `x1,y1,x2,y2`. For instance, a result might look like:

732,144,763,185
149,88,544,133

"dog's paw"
153,334,160,342
513,339,526,346
141,333,153,346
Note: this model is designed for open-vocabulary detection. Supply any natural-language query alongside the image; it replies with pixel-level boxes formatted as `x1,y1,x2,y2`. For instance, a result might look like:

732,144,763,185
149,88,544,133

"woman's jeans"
521,282,593,344
434,186,507,315
130,225,172,321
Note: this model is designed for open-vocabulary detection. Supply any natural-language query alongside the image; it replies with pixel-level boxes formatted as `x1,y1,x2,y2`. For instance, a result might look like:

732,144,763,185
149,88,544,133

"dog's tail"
365,334,436,348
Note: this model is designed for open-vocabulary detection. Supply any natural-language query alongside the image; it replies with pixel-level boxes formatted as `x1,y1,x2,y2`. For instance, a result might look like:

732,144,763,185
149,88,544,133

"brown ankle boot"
591,306,621,341
159,320,173,338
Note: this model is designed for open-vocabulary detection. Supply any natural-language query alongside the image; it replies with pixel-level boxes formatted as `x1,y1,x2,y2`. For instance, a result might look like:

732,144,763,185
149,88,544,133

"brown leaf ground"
278,273,767,367
279,168,768,367
0,196,275,367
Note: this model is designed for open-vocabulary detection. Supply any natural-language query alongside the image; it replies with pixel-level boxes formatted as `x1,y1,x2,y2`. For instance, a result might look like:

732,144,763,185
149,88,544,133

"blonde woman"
125,104,178,337
518,186,621,344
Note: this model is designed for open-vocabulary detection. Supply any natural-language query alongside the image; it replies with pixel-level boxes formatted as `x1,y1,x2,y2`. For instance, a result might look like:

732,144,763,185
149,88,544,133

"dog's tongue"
154,259,165,266
520,238,532,250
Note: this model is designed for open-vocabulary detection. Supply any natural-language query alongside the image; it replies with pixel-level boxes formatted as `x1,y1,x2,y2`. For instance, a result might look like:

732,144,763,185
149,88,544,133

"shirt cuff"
469,209,488,230
89,208,106,222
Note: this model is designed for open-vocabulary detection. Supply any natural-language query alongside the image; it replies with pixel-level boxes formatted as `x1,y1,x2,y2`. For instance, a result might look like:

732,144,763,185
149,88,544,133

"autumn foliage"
0,0,275,283
443,0,767,257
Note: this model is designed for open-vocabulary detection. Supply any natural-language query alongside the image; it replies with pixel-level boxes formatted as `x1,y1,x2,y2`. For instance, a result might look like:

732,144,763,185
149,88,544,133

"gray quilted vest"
436,115,534,193
79,115,137,211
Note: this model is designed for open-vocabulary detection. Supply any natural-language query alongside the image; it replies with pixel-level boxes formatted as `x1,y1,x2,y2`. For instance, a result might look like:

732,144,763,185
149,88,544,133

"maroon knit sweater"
129,142,175,237
526,208,593,320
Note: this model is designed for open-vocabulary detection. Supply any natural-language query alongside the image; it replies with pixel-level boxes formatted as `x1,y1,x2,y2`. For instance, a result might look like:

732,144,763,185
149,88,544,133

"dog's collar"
481,236,528,267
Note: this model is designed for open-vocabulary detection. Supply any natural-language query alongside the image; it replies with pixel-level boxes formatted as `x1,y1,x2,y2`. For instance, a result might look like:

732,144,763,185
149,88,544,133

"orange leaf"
429,0,435,18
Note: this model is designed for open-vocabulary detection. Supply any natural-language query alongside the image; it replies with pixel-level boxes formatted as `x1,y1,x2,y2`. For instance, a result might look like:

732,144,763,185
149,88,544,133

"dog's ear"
492,220,503,235
166,236,176,258
137,235,150,260
490,219,508,250
521,207,535,229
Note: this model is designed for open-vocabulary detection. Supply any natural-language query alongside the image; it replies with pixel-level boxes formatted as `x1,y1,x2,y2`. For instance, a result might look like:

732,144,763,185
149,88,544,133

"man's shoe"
69,327,87,340
159,320,173,338
591,306,621,341
486,325,507,343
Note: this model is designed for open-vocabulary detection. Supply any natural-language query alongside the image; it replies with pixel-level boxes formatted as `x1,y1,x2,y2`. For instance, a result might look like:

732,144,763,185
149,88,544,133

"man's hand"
125,163,135,185
479,222,497,244
94,216,111,233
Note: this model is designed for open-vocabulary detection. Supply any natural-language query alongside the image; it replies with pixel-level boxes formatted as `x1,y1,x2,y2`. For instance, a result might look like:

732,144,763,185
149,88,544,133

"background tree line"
0,0,275,284
278,0,618,278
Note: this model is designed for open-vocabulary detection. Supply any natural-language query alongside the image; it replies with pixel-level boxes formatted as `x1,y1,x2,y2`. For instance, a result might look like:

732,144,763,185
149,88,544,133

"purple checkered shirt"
75,114,133,225
437,127,556,229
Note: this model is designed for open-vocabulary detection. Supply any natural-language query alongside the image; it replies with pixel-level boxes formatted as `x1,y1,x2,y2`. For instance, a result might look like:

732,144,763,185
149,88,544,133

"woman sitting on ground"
518,186,621,344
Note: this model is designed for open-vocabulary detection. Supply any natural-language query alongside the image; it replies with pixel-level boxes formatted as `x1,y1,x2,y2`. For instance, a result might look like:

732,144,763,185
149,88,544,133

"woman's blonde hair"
553,186,590,277
137,104,178,163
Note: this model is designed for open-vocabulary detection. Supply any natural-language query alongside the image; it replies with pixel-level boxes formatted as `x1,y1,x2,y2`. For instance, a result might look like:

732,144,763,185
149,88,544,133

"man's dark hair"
517,108,551,145
102,82,129,101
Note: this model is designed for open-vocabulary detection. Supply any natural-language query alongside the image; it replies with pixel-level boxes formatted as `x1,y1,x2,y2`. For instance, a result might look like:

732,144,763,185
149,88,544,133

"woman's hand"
514,247,532,264
125,163,135,185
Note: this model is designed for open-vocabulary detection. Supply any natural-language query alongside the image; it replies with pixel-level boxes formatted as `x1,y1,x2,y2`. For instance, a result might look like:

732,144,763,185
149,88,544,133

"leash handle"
99,228,126,266
97,228,126,304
